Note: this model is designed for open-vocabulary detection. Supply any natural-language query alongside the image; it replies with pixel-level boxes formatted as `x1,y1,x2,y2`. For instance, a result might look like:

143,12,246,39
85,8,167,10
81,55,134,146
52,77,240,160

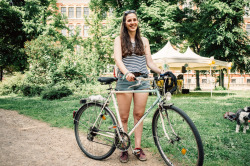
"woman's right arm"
114,36,135,81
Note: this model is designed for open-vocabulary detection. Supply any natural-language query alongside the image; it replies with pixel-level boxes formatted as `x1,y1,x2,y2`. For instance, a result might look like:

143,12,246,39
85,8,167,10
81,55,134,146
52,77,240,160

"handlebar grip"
160,74,165,77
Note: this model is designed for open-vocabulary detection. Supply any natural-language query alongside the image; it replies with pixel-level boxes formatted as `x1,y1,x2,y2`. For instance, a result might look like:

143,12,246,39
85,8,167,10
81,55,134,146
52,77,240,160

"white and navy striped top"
121,42,149,74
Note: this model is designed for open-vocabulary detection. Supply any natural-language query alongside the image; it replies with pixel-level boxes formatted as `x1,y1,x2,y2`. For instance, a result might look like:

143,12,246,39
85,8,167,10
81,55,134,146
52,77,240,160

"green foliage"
0,73,24,95
20,83,45,96
0,72,45,96
90,0,250,72
197,0,249,72
24,35,66,84
41,84,73,100
89,0,182,53
0,0,27,76
215,86,226,91
0,0,67,81
138,1,182,53
79,12,114,79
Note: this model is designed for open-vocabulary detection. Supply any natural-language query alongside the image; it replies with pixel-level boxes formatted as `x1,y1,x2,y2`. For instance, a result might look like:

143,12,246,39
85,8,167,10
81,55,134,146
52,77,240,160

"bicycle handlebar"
134,73,177,94
134,76,169,81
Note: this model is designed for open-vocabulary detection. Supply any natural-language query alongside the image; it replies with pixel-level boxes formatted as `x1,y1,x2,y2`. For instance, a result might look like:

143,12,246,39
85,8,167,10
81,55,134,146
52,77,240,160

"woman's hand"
126,73,135,82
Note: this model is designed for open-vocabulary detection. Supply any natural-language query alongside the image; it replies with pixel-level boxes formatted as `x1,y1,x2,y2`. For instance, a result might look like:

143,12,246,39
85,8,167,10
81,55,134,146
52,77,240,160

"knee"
121,116,129,124
133,111,144,120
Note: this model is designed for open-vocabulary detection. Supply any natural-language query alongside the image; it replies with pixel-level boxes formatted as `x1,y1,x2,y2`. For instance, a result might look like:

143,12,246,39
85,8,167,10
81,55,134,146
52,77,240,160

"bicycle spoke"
152,107,204,166
74,103,117,160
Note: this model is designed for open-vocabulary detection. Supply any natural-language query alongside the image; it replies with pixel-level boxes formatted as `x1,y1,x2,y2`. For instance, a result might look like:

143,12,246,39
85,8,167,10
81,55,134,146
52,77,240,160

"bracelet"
122,71,131,80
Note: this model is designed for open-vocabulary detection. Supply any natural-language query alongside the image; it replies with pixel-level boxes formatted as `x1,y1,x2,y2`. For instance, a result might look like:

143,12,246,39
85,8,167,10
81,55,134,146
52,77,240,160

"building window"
84,25,89,37
76,25,82,36
76,7,82,18
69,25,74,36
68,7,74,18
188,79,191,84
202,79,207,84
246,24,250,35
231,79,236,84
61,29,67,36
247,79,250,84
84,7,89,17
61,7,66,16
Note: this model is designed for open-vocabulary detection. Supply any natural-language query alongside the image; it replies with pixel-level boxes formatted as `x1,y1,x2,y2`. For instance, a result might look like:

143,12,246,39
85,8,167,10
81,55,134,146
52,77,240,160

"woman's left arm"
143,37,163,74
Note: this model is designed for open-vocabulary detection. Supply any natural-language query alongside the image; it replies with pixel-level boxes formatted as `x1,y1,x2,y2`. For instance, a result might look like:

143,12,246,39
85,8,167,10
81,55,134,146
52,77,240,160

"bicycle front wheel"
74,103,117,160
152,105,204,166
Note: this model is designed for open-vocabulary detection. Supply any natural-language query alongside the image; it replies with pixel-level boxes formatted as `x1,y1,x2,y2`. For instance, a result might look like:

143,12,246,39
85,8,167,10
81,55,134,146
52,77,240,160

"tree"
197,0,250,73
0,0,27,81
79,12,114,80
24,35,65,84
0,0,67,81
90,0,249,91
89,0,182,53
178,0,250,89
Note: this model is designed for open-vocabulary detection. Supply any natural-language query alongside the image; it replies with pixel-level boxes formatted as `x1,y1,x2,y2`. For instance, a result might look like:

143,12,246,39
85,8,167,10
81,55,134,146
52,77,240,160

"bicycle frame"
74,76,204,165
90,78,170,147
111,89,161,136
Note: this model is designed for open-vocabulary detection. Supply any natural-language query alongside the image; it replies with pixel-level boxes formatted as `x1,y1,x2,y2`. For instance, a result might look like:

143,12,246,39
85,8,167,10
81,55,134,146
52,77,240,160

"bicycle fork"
159,105,180,144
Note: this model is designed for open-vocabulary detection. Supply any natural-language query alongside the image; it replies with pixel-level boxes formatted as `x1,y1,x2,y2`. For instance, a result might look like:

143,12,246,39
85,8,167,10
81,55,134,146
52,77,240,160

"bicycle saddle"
98,77,118,84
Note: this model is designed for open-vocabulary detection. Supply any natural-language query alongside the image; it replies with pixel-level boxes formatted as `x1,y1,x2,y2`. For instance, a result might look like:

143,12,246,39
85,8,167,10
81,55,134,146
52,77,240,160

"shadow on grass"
174,91,235,97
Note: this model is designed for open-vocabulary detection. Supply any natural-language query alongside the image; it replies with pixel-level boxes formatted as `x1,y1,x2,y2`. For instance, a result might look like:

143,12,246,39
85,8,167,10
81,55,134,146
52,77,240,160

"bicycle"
73,73,204,166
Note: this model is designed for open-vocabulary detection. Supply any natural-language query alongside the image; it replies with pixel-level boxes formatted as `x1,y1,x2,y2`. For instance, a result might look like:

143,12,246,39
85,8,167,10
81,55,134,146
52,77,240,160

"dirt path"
0,109,165,166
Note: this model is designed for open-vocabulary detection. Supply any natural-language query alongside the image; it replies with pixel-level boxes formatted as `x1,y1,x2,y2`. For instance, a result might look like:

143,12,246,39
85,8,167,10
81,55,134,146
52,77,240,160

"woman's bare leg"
116,93,133,132
133,93,148,148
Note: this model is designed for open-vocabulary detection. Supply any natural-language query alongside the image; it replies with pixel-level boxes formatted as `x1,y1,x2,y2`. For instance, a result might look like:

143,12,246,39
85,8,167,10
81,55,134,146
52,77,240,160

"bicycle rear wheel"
152,105,204,166
74,103,117,160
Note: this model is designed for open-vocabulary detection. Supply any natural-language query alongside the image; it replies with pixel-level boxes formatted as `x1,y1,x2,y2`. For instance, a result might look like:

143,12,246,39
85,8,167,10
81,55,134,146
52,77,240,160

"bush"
215,86,227,90
41,85,73,100
21,83,45,96
0,73,24,95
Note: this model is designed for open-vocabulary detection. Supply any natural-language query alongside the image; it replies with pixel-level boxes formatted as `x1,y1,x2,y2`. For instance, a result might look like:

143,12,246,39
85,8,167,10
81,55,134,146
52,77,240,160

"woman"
114,10,164,163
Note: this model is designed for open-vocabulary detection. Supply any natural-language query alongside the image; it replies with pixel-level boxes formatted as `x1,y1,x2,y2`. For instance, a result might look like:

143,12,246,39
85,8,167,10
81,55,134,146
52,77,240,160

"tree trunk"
219,70,224,88
0,66,3,82
195,70,201,90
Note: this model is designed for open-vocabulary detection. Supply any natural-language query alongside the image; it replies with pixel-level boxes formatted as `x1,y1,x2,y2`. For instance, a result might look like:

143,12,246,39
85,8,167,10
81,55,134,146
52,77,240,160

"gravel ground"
0,109,165,166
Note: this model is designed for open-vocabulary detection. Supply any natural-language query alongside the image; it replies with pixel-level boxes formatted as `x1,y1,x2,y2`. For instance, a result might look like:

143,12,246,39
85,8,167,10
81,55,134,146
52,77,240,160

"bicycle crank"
116,132,130,151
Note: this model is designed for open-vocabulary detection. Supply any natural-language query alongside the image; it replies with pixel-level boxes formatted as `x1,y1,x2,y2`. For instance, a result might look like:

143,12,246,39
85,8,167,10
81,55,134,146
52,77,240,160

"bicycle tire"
152,105,204,166
74,102,117,160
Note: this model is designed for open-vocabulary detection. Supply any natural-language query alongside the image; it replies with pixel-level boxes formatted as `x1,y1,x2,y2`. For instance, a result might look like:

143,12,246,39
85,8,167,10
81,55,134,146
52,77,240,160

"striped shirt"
121,42,149,74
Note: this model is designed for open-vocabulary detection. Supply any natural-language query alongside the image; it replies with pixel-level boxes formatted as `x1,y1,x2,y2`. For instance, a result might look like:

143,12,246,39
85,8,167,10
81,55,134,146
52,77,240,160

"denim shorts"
115,74,150,91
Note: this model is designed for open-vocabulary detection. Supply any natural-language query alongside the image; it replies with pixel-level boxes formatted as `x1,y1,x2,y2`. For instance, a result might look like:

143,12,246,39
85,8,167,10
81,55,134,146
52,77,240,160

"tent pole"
187,69,189,90
228,69,230,96
210,66,212,97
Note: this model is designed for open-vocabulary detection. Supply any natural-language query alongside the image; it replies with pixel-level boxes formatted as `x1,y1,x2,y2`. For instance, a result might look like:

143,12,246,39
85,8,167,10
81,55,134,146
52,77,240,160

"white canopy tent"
152,41,231,97
152,41,229,71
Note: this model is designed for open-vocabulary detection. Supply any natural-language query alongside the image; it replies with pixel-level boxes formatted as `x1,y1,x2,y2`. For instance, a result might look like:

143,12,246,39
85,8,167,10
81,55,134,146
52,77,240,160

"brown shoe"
134,148,147,161
120,151,129,163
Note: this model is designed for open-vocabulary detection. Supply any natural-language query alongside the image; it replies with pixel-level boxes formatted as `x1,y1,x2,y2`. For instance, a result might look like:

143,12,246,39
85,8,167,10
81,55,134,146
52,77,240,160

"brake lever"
128,79,141,89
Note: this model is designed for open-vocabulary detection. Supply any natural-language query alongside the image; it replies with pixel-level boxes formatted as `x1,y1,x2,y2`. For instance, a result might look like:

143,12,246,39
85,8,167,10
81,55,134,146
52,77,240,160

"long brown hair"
120,11,145,57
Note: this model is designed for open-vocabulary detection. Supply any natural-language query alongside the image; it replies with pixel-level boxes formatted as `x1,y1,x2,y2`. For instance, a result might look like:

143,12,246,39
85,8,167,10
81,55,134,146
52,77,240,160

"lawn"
0,89,249,166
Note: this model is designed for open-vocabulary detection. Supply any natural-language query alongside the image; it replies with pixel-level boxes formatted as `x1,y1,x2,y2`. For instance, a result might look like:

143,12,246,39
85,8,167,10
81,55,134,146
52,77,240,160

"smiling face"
125,13,138,32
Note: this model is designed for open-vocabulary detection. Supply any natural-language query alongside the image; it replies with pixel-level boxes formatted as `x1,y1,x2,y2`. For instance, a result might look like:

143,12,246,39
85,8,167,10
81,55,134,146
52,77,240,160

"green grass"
0,89,250,166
